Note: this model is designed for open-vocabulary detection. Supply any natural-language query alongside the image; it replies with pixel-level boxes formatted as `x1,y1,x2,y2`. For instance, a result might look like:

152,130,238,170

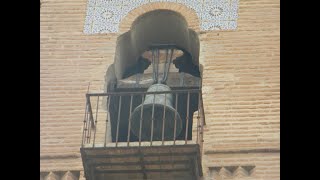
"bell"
130,84,182,141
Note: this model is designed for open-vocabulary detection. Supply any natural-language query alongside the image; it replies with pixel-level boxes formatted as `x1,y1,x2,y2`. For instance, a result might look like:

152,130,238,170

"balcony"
80,88,205,180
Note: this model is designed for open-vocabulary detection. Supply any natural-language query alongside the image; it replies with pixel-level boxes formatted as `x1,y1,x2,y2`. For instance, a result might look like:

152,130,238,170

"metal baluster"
87,98,93,144
82,101,88,147
85,97,91,144
104,96,110,147
173,93,178,145
82,83,90,146
185,92,190,144
150,93,155,146
93,96,99,147
127,95,133,147
197,92,200,144
139,95,145,147
87,108,91,144
161,93,167,145
200,91,205,158
116,96,122,147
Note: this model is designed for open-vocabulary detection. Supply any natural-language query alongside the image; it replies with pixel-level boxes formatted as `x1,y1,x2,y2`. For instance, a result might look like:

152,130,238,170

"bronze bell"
129,83,182,141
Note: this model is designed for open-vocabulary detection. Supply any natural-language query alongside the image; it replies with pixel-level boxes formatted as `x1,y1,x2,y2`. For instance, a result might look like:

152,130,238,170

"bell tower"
81,10,205,180
106,10,202,143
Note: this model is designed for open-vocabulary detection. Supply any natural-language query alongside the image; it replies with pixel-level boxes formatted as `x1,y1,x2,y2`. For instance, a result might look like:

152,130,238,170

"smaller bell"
130,84,182,141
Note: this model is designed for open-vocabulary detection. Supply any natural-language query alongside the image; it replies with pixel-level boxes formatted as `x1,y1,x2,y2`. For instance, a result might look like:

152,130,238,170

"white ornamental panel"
84,0,239,34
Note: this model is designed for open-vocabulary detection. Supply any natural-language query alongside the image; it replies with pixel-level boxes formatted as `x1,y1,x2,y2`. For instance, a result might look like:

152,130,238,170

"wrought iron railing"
81,89,205,153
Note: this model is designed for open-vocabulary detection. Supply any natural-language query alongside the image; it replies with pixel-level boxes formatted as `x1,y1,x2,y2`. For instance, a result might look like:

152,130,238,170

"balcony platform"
81,143,202,180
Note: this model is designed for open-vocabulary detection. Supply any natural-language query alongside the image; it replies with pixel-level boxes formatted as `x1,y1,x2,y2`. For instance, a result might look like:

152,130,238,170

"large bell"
130,84,182,141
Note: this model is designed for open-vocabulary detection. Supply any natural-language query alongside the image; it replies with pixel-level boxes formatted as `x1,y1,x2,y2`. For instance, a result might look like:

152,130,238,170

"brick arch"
118,2,200,34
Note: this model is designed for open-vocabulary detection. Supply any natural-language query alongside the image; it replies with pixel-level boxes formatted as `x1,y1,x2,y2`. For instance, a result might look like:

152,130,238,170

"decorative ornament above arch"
118,2,201,33
83,0,239,34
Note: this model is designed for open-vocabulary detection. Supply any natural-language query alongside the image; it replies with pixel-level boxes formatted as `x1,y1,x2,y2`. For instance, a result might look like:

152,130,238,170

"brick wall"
40,0,279,179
